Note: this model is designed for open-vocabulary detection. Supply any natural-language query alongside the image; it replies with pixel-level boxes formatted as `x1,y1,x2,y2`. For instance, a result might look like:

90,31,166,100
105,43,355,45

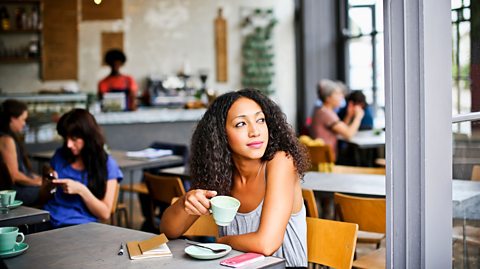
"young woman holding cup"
161,89,309,268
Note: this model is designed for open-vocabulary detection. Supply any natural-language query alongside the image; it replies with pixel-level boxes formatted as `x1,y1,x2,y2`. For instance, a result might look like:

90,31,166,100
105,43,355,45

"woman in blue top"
43,109,122,228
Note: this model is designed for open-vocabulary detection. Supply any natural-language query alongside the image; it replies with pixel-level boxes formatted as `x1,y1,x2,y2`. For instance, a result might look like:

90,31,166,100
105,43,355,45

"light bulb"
94,0,102,5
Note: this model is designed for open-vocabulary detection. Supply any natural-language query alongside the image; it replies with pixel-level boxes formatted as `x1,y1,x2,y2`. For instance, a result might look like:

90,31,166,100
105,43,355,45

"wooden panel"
42,0,78,80
214,8,227,82
101,32,123,66
81,0,123,21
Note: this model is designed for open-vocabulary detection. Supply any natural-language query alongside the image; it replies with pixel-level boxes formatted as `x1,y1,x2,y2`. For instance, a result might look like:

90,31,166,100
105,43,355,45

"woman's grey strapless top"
218,200,308,267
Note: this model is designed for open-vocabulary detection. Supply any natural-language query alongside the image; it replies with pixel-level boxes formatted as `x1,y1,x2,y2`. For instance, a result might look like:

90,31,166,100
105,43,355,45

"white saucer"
184,243,231,260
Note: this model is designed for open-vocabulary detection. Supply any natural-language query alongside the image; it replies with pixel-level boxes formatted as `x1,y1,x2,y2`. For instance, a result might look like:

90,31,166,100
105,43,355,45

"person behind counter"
98,48,138,111
42,108,123,228
161,89,310,268
0,99,42,206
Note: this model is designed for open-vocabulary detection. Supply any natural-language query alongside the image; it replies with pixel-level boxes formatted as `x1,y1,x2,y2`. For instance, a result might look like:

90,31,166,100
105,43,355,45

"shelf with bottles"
0,0,41,63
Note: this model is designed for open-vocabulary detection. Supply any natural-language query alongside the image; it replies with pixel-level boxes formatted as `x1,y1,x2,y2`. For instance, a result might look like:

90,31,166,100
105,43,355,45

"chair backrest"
170,197,218,237
306,217,358,269
302,189,319,218
471,165,480,181
334,192,386,234
299,136,335,172
332,165,386,175
111,183,120,215
144,172,186,204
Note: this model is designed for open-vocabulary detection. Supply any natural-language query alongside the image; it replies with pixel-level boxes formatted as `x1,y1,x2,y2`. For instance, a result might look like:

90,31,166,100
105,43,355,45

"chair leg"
124,208,130,228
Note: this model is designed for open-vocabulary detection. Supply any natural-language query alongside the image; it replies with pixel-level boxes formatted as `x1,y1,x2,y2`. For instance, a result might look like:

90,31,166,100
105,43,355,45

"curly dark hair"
190,88,309,195
56,109,108,199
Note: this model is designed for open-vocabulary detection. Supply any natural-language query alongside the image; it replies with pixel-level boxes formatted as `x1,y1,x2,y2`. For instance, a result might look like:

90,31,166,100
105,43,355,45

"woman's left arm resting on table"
53,178,118,220
217,152,297,255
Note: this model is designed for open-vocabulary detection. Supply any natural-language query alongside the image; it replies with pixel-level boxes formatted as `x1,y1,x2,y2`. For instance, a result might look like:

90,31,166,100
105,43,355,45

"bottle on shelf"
0,6,10,30
29,6,38,30
28,38,39,58
15,7,26,30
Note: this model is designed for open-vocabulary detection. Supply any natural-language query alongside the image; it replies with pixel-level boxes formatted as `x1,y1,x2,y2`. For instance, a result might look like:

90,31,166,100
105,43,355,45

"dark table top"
0,206,49,227
4,222,285,269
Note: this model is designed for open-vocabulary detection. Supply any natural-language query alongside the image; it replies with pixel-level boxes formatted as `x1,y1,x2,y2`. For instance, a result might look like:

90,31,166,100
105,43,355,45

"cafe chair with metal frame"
144,172,186,230
334,192,386,269
306,217,358,269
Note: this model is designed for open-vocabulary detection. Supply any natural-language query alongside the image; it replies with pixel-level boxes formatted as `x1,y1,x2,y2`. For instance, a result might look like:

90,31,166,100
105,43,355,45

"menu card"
127,233,172,260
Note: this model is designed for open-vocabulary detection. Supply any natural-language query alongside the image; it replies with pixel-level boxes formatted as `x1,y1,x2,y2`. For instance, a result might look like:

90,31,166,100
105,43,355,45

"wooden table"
31,150,184,225
4,222,285,269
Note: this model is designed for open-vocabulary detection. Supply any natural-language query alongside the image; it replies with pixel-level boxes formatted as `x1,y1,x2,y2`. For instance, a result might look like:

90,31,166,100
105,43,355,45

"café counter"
95,108,206,150
26,107,206,153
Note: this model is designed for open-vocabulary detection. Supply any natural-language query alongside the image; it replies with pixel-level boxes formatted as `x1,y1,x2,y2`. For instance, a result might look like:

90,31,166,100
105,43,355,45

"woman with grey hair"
309,79,364,160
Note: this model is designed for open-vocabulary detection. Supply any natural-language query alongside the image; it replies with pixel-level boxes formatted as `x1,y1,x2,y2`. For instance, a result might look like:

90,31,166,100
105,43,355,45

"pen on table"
118,243,124,256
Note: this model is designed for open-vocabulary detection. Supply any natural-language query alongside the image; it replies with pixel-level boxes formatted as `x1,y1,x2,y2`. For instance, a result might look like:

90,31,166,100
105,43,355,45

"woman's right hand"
354,105,365,118
183,189,217,216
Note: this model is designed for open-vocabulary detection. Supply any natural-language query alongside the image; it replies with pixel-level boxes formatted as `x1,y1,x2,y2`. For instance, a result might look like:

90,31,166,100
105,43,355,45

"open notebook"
126,233,172,260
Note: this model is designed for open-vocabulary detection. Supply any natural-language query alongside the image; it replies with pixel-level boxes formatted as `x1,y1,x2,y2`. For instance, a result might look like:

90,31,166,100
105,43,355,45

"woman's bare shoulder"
0,135,15,149
267,151,295,171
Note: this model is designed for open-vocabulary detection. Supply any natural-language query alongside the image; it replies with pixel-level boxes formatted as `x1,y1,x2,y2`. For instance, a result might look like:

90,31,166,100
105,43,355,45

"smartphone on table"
220,253,265,268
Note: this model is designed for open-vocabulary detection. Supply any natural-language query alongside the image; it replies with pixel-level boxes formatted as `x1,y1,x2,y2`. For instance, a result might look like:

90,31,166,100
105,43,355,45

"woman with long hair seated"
161,89,310,268
43,109,123,228
0,99,42,206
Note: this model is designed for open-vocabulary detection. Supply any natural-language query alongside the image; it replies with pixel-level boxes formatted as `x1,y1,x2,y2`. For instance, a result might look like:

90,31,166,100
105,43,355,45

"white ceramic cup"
209,196,241,226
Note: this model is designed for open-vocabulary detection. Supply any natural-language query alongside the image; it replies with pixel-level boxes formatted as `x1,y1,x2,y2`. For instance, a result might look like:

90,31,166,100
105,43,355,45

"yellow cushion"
299,135,325,146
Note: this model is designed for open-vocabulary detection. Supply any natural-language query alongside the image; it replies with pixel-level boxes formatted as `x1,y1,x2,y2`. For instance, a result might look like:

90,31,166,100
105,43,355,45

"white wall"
0,0,297,127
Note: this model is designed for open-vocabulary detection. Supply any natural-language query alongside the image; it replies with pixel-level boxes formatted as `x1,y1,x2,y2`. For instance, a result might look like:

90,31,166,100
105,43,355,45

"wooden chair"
334,193,386,247
306,217,358,269
334,193,386,269
332,165,386,175
106,183,129,228
471,165,480,181
299,135,335,172
144,172,186,229
302,189,319,218
170,197,218,238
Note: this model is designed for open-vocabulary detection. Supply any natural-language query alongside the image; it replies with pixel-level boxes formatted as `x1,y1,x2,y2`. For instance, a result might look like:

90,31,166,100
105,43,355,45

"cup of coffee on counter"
209,196,241,226
0,227,24,252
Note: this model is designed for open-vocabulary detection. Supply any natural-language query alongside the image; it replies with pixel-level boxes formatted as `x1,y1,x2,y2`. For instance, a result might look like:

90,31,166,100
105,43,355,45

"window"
344,0,384,114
